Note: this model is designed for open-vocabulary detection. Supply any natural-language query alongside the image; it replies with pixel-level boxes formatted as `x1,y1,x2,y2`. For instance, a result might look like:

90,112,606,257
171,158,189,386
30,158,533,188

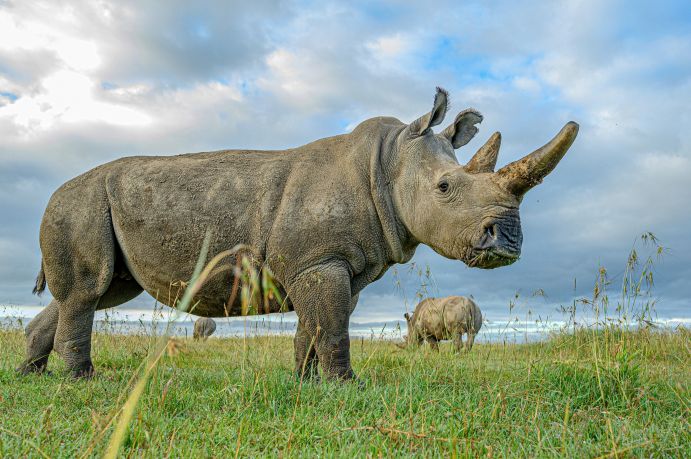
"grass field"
0,327,688,457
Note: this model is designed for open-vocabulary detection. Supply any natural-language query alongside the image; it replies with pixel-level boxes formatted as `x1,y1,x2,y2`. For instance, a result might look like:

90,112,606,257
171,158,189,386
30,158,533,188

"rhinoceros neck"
366,122,418,265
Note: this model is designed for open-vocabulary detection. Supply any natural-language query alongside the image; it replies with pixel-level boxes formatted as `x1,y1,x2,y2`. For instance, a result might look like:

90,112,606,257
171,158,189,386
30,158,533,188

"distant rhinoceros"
193,317,216,341
18,87,578,380
402,296,482,352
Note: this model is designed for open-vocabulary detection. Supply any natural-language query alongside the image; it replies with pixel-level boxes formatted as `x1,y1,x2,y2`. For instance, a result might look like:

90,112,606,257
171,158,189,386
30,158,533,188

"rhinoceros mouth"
467,247,520,269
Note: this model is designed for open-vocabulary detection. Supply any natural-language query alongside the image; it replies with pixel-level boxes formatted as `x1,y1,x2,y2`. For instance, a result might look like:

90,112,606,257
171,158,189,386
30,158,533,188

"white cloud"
0,5,152,134
512,76,541,94
366,34,411,58
1,70,152,133
0,5,100,72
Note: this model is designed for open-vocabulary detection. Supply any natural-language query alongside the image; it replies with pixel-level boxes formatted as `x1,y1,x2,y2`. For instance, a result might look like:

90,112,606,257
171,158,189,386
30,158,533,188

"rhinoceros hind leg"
53,296,100,379
37,178,120,378
17,300,59,375
427,336,440,352
52,277,142,378
465,332,476,352
453,332,464,353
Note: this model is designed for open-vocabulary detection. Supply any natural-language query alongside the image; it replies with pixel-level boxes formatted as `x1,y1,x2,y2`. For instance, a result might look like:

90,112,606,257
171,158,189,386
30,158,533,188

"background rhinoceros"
402,296,482,352
193,317,217,341
18,87,577,380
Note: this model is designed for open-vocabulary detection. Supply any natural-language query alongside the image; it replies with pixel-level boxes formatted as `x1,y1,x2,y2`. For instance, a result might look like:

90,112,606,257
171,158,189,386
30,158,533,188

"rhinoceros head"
390,88,578,269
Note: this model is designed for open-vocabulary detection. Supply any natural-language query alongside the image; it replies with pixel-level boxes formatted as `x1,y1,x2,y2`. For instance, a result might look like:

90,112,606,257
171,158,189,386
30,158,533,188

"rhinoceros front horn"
496,121,579,196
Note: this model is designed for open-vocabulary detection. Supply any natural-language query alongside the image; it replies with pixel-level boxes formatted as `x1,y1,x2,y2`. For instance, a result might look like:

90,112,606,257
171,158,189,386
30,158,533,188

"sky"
1,0,690,323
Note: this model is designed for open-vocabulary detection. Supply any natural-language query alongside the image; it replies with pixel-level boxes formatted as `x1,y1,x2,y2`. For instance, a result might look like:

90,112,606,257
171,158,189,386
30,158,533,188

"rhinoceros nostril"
485,224,496,239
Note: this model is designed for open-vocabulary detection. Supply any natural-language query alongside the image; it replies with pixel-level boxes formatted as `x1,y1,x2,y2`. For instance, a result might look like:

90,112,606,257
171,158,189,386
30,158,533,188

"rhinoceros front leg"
294,320,319,381
288,263,355,381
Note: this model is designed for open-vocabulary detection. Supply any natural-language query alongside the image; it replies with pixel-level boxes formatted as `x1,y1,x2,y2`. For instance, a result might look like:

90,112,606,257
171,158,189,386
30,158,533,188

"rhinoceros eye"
438,180,449,193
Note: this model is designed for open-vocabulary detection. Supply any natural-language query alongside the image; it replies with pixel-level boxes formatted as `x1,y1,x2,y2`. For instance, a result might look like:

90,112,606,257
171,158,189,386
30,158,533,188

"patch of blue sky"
419,36,494,84
303,113,355,136
238,80,251,96
188,19,211,41
210,78,254,98
168,13,213,46
355,1,405,22
295,0,404,23
419,35,548,91
613,0,691,41
0,91,18,102
338,117,357,133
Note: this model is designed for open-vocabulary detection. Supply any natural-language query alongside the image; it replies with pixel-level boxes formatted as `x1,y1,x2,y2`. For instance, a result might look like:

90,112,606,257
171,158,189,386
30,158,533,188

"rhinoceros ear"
441,108,483,149
409,87,449,136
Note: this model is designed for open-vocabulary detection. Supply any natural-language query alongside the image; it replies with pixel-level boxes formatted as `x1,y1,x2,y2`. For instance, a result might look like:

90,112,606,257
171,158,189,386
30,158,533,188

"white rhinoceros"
19,88,578,381
403,296,482,352
193,317,217,341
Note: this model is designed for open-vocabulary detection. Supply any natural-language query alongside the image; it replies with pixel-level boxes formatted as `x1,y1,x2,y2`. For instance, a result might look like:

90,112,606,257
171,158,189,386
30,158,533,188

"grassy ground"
0,328,688,458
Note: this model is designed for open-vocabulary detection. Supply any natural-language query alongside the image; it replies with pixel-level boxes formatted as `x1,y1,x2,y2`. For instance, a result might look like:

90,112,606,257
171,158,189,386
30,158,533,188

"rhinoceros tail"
32,262,46,296
470,301,482,333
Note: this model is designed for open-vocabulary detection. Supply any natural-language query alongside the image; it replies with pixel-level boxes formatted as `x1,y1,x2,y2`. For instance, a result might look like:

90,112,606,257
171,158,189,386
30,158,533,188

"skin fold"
18,88,578,381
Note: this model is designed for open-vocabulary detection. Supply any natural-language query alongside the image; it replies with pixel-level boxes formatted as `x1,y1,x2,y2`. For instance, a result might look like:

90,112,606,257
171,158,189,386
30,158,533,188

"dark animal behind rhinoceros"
193,317,217,341
401,296,483,352
19,87,578,381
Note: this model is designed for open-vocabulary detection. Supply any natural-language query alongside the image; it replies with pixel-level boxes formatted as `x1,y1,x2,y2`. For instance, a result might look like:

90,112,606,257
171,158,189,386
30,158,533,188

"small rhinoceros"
18,87,578,380
402,296,482,352
193,317,216,341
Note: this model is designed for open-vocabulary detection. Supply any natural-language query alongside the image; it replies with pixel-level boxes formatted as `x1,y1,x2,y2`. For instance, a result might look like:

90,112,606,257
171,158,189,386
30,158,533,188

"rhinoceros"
193,317,217,341
18,87,578,380
402,296,482,352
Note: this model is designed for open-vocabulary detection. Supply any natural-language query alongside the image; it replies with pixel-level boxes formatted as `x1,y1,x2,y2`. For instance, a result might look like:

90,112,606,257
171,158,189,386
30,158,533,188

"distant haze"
1,1,689,323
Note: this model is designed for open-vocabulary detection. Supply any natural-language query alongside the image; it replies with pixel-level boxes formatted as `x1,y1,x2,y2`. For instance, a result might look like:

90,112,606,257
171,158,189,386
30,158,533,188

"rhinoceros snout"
469,215,522,268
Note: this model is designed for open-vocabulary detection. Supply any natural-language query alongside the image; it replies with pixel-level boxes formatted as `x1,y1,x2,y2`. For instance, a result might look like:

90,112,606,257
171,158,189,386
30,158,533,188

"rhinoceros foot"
16,357,50,375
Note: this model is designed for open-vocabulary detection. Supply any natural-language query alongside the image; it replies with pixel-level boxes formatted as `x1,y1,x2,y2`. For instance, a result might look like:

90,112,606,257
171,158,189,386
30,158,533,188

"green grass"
0,328,688,457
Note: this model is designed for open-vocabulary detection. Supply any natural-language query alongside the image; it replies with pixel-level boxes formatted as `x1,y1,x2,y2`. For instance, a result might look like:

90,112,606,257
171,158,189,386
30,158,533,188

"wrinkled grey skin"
193,317,216,341
402,296,482,352
18,87,578,381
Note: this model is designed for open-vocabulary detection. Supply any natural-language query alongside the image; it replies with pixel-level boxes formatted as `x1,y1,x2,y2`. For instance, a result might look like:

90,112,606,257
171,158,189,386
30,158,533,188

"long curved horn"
464,131,501,173
496,122,579,196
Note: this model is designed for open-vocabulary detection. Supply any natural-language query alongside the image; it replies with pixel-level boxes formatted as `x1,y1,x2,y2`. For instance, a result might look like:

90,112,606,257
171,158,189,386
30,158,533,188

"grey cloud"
0,48,59,88
92,0,290,85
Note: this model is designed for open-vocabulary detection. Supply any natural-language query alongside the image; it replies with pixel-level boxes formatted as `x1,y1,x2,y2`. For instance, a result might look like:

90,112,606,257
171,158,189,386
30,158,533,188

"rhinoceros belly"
104,155,289,317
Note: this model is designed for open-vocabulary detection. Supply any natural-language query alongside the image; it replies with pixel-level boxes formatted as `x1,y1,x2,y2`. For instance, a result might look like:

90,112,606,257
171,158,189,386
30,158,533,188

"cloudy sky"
1,0,689,323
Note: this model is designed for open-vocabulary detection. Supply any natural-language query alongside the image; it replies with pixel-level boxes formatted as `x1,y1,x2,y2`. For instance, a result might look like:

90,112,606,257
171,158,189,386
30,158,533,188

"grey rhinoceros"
402,296,482,352
193,317,217,341
18,88,578,381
